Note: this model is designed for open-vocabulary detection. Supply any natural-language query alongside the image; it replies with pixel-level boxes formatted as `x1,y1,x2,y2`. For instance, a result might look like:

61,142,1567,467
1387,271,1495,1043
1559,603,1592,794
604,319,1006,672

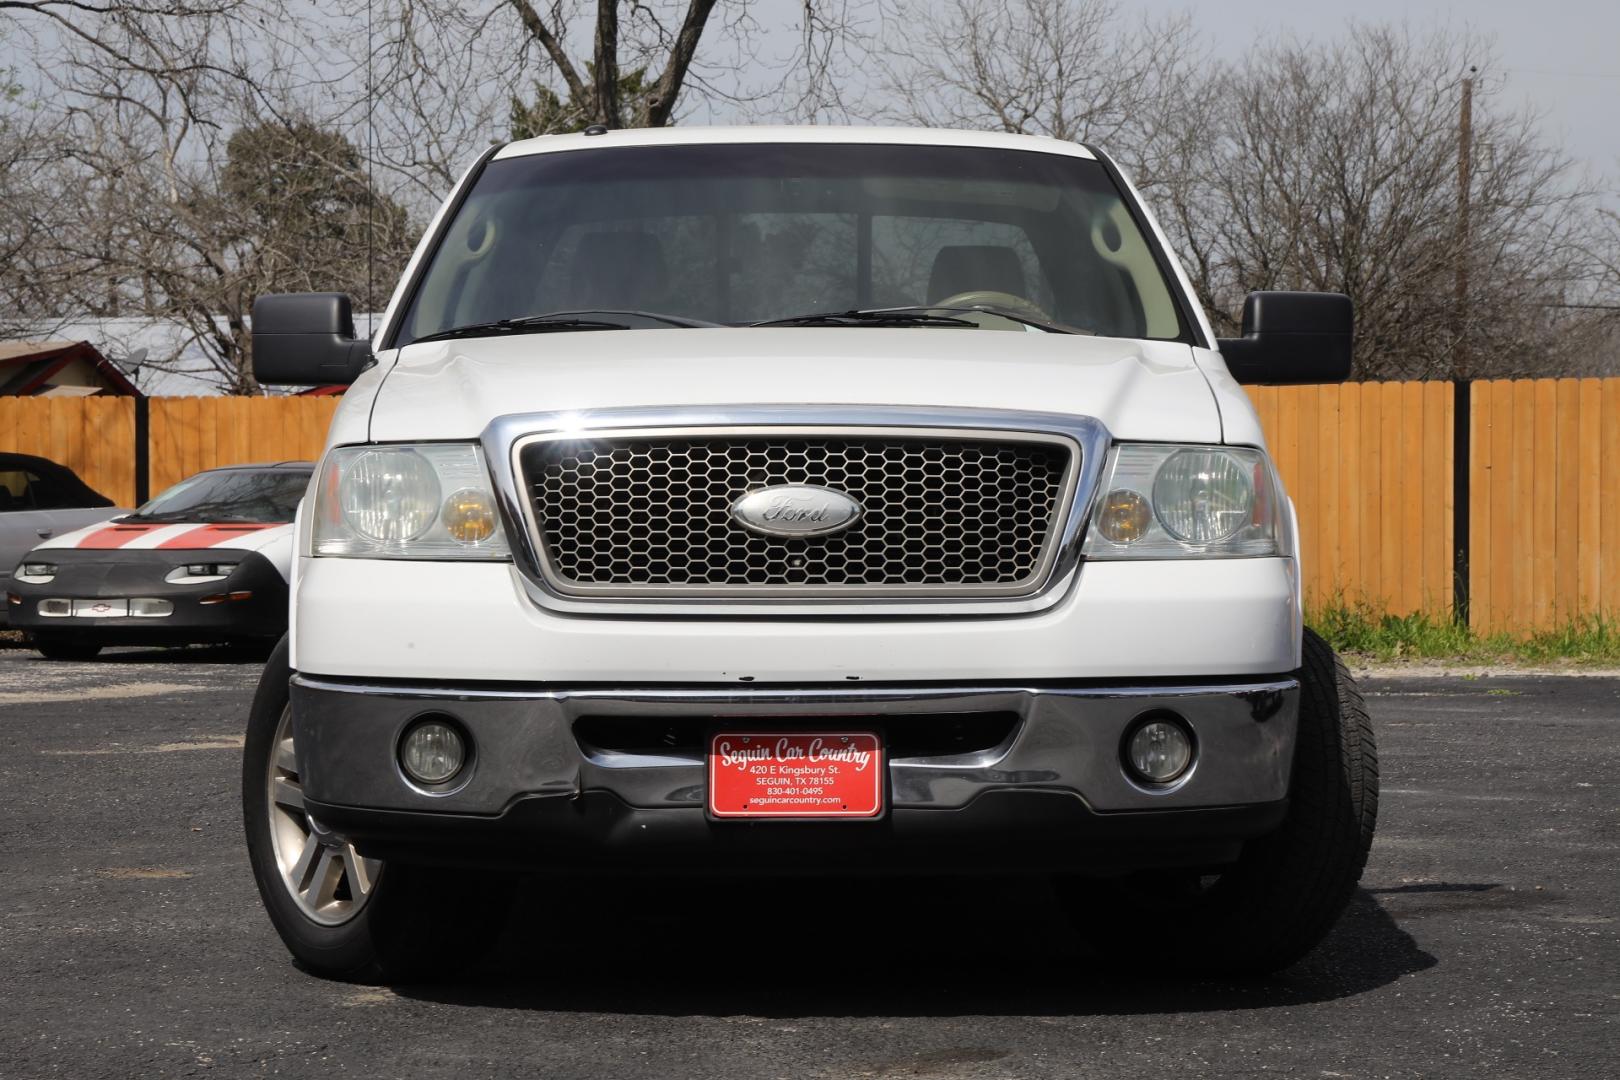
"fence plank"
1531,380,1557,628
1362,384,1385,607
1576,380,1602,614
1400,381,1424,613
1603,382,1620,622
1337,384,1362,605
1316,384,1342,606
1555,379,1580,622
1489,383,1517,634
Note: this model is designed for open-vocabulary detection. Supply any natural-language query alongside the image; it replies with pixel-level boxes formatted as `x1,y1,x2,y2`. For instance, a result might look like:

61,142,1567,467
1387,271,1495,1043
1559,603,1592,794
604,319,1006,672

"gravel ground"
0,644,1615,1079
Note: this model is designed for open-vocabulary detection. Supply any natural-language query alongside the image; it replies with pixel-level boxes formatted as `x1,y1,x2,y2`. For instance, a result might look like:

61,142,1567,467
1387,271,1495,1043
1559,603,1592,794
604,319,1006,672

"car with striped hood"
9,461,309,659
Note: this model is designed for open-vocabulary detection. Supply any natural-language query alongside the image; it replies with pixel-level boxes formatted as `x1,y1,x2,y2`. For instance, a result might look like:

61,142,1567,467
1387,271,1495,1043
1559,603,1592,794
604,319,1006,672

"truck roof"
494,125,1098,163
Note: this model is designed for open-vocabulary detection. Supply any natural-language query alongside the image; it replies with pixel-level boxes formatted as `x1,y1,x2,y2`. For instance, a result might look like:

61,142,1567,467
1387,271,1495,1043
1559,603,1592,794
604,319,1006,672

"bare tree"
0,1,829,392
1163,26,1609,379
0,2,418,392
349,1,805,209
878,7,1612,379
875,0,1202,185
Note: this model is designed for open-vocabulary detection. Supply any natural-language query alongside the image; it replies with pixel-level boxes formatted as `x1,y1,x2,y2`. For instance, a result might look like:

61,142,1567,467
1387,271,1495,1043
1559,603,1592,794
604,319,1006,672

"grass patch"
1308,602,1620,666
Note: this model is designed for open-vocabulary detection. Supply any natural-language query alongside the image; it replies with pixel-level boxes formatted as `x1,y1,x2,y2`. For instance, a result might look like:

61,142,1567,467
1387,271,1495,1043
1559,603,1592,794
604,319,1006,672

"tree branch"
504,0,588,106
644,0,716,127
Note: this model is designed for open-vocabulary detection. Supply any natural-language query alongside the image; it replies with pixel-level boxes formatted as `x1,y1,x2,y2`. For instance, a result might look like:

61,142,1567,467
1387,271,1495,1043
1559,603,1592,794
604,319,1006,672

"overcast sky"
1130,0,1617,181
740,0,1616,186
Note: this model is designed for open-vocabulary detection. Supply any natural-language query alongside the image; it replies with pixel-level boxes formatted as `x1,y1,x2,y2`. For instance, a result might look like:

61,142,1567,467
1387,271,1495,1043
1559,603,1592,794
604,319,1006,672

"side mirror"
251,293,374,386
1216,291,1352,385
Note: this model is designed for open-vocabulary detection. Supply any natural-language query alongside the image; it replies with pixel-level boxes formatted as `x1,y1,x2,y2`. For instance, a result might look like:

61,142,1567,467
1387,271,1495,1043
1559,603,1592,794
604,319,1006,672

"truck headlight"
1083,444,1283,559
312,443,511,559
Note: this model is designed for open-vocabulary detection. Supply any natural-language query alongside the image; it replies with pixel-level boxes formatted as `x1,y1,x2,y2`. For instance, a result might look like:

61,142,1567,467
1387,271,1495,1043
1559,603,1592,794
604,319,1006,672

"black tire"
222,638,276,663
31,632,103,661
242,636,514,982
1055,627,1378,976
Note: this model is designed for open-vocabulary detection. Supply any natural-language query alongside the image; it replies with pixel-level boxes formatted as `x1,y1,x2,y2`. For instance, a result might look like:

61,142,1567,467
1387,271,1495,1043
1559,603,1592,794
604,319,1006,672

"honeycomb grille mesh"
519,434,1072,591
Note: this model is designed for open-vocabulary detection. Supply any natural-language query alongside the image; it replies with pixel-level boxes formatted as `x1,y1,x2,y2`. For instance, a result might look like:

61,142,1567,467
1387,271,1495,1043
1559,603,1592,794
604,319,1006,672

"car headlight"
312,444,511,559
16,562,58,583
1083,444,1283,559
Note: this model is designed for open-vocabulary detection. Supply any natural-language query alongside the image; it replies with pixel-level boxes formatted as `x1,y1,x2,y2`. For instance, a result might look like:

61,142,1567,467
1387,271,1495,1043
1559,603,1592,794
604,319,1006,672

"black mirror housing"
252,293,374,386
1216,291,1353,385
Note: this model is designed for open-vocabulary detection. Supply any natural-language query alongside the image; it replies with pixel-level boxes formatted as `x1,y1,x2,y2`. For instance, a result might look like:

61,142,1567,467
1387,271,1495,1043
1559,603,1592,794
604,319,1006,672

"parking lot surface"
1,645,1615,1079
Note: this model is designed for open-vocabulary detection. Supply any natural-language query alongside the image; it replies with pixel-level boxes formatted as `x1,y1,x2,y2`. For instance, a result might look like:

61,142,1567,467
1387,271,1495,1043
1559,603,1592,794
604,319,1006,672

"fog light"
1097,489,1151,543
399,718,466,785
1124,716,1194,784
442,489,497,544
128,598,174,618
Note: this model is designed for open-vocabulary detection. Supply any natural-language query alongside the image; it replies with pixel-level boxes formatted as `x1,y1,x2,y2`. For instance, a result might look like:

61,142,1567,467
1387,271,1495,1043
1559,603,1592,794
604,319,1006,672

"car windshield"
127,469,310,524
396,142,1188,346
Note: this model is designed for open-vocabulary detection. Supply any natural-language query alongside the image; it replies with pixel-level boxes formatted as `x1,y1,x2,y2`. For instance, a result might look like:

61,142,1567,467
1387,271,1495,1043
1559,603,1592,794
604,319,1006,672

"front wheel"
241,637,513,982
1055,627,1378,976
31,632,103,661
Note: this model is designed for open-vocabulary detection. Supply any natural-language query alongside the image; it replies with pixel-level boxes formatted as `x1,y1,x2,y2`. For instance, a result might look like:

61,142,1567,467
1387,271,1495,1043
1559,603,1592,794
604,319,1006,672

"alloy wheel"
265,705,381,925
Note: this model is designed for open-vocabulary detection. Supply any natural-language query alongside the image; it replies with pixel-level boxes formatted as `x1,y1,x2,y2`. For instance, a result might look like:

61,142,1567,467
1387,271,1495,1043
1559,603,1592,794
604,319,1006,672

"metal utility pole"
1452,67,1476,626
1454,68,1474,379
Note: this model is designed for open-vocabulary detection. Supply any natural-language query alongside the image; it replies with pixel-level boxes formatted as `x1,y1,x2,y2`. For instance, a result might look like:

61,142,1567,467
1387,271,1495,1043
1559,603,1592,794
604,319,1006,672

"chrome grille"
518,431,1076,596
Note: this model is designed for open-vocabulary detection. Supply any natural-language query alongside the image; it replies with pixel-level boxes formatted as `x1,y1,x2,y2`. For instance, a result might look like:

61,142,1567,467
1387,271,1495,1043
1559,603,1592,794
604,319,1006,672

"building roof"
0,340,143,396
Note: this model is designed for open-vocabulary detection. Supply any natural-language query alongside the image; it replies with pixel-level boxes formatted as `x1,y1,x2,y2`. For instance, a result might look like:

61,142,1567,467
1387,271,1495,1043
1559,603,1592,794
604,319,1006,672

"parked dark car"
0,453,125,626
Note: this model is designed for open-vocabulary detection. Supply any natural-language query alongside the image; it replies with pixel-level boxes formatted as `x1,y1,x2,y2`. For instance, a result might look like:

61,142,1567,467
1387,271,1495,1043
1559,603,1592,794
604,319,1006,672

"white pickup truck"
242,126,1375,982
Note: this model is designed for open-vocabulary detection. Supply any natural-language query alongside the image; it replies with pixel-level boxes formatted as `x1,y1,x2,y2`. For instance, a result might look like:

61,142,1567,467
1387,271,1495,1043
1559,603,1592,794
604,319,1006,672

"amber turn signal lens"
442,488,497,543
1097,488,1152,543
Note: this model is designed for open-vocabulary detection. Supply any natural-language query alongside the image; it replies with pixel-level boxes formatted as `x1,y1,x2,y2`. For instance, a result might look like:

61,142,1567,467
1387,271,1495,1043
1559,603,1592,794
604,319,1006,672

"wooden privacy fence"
1250,378,1620,633
0,396,340,507
147,396,341,495
3,382,1617,634
1465,380,1620,635
1248,381,1457,623
0,396,137,507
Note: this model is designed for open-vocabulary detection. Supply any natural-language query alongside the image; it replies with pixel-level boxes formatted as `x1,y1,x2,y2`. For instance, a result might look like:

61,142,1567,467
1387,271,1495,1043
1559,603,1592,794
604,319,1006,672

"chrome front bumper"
291,676,1298,873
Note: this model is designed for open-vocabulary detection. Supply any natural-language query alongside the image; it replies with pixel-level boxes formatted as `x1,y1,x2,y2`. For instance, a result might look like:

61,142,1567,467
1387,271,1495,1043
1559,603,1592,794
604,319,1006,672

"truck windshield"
396,142,1189,347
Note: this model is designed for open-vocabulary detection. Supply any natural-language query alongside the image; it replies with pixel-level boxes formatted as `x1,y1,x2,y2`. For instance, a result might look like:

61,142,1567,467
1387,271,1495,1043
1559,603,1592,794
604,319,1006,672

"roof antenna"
366,0,375,343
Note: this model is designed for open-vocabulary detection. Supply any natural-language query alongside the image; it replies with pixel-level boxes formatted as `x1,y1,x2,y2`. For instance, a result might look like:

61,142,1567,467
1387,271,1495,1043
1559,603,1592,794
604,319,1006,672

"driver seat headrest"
927,245,1027,304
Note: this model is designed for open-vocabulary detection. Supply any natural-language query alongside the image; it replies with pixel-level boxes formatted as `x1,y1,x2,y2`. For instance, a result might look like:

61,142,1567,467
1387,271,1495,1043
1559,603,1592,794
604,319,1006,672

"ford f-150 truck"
242,126,1375,982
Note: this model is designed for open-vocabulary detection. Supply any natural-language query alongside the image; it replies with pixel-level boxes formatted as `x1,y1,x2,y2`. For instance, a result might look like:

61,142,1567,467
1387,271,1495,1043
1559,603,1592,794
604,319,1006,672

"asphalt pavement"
0,644,1615,1079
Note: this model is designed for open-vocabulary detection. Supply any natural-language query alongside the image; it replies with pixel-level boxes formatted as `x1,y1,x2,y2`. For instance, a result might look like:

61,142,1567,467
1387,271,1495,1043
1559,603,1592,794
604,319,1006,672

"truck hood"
367,328,1220,442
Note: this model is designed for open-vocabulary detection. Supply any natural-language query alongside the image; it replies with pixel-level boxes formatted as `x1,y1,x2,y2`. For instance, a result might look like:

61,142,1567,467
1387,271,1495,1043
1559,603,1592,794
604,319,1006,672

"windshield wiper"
885,305,1092,335
750,308,977,329
410,308,721,345
533,309,722,328
410,315,632,345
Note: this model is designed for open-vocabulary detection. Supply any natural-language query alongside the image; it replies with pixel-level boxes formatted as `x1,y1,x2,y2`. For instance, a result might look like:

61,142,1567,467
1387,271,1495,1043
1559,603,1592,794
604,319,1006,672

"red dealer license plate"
707,732,884,819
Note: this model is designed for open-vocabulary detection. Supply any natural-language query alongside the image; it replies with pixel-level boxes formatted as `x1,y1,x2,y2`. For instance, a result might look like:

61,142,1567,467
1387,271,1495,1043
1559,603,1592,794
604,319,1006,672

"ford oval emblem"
731,484,862,538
